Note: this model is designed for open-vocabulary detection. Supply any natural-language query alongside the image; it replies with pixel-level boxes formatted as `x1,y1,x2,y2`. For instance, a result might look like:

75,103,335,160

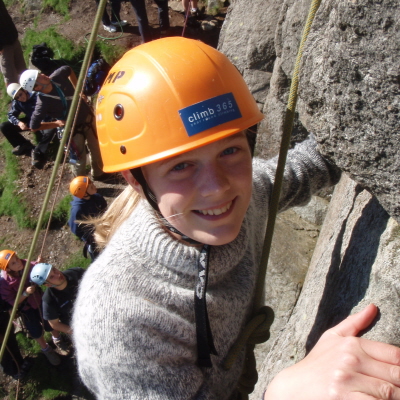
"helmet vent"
114,104,124,120
120,145,127,154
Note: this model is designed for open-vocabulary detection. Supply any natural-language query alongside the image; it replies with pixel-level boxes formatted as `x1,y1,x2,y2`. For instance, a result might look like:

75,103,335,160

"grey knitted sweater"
72,137,340,400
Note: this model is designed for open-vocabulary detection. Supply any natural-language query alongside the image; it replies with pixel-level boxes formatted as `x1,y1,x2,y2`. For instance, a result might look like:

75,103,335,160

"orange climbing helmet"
96,37,264,172
0,249,15,271
69,176,91,199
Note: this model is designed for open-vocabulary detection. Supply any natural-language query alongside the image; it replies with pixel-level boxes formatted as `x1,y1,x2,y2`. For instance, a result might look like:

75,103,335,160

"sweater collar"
123,200,250,281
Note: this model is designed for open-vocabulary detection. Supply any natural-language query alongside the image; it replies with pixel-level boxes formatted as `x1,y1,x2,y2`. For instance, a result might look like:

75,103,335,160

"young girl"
0,250,63,365
72,37,400,399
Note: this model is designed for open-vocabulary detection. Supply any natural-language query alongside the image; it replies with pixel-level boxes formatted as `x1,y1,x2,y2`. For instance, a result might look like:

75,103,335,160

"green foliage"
94,41,126,66
19,352,72,400
0,142,36,228
60,249,91,271
42,194,72,228
0,78,9,122
42,0,71,16
16,332,41,356
22,27,86,76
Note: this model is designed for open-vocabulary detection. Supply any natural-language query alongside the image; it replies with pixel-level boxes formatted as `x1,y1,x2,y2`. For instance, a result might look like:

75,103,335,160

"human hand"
18,121,29,130
264,304,400,400
26,285,36,295
55,120,65,127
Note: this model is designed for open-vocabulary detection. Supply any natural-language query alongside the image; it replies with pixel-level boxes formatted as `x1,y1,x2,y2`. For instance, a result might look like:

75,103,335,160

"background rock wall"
219,0,400,397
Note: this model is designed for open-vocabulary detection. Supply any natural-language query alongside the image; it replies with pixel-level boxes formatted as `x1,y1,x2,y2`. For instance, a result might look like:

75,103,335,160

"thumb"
330,304,378,337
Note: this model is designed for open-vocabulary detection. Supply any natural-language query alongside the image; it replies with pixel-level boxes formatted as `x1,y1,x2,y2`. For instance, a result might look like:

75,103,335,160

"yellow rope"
223,0,323,398
0,0,108,363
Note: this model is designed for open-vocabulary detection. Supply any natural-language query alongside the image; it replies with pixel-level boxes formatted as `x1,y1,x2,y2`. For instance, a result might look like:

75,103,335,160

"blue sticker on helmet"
179,93,242,137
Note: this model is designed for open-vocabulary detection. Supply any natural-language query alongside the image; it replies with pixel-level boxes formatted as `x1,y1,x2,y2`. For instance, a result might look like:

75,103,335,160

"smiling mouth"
196,201,233,216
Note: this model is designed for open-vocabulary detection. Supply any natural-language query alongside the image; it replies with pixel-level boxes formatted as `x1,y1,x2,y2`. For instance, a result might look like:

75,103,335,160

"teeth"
199,201,232,216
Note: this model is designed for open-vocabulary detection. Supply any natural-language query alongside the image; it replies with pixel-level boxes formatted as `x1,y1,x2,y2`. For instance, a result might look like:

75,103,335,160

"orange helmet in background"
0,249,15,271
69,176,91,199
96,37,264,172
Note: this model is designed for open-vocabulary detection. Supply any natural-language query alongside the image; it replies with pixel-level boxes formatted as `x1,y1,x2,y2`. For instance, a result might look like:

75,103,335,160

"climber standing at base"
68,176,107,261
19,67,107,180
30,263,85,343
72,38,400,400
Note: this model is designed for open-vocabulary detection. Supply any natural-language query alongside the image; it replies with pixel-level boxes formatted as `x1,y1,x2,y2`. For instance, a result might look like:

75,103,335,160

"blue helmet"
30,263,52,285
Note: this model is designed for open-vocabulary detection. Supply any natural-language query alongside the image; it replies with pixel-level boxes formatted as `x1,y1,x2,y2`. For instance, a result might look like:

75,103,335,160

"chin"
190,227,241,246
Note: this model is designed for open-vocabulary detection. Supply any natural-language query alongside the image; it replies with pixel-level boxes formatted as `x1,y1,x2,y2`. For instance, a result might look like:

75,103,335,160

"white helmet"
30,263,52,285
19,69,39,93
7,83,22,99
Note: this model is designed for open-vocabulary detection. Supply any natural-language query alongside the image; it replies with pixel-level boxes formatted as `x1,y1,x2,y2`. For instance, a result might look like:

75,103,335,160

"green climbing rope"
0,0,109,363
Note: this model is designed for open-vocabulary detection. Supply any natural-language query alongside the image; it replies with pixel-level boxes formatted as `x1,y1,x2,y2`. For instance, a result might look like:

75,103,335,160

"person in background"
0,250,65,365
0,0,26,85
30,263,85,341
127,0,170,42
19,67,106,180
94,0,128,33
72,38,400,400
182,0,199,17
1,83,59,167
68,176,107,261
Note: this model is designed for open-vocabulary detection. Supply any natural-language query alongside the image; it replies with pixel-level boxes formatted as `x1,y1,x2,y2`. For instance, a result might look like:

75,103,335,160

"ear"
121,170,145,197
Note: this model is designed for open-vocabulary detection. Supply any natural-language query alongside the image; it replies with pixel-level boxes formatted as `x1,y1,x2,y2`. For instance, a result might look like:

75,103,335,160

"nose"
198,162,230,198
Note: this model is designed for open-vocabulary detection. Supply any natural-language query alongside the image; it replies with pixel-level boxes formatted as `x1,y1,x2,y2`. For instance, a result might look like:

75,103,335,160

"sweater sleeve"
253,134,341,212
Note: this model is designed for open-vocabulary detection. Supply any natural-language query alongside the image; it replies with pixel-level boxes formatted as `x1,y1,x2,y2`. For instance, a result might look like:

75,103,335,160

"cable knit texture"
72,137,340,400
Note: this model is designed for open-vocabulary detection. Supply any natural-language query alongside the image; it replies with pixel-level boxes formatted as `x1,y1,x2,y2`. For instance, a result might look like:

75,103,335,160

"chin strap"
130,168,218,367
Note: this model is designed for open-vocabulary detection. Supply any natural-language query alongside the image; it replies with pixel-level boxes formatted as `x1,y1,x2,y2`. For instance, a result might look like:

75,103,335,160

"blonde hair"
79,185,140,249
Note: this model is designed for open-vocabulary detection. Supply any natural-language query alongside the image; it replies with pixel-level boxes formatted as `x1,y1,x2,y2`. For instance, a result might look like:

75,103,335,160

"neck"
41,82,53,94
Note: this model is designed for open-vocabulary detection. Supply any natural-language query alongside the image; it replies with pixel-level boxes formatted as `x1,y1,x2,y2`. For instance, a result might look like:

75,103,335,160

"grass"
60,248,92,270
42,194,73,229
42,0,71,16
0,141,36,229
22,27,86,76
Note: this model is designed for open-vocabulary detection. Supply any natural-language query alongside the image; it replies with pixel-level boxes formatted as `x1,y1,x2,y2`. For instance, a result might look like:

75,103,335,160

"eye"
171,162,188,171
221,147,238,156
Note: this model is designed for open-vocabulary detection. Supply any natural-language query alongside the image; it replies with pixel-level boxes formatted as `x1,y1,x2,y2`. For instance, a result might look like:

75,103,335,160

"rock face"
219,0,400,398
299,0,400,224
220,0,400,222
252,174,399,398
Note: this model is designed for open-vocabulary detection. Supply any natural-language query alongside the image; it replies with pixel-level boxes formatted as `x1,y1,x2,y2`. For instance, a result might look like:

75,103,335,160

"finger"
330,304,378,337
354,374,400,400
331,367,400,400
357,338,400,367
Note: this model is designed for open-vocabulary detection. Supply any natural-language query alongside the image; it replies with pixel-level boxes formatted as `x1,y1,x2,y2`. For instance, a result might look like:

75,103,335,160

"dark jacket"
30,66,93,130
7,92,39,126
68,193,107,241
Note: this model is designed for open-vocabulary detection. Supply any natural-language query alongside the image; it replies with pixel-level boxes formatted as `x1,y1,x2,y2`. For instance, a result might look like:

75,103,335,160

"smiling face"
6,254,24,273
136,132,253,246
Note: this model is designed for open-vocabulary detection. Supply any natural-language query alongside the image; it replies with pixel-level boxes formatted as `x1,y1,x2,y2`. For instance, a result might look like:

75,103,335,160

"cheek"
157,192,189,219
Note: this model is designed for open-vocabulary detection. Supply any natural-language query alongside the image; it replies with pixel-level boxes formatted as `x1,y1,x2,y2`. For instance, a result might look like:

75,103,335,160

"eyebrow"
157,133,245,168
